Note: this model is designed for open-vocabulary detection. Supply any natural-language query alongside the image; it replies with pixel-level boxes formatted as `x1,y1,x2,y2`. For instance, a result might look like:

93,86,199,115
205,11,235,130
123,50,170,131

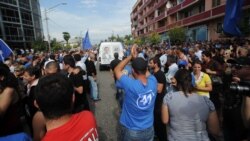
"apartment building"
131,0,250,42
0,0,43,48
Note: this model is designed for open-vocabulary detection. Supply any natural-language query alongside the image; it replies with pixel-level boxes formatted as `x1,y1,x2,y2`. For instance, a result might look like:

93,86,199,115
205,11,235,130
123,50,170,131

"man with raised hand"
114,44,157,141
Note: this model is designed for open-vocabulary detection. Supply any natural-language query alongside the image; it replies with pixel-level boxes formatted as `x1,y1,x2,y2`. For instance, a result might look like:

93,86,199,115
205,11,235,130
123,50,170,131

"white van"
98,42,124,70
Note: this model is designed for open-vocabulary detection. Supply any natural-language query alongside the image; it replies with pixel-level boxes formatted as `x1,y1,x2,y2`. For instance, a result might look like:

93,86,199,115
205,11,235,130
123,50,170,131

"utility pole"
44,3,67,53
45,8,51,53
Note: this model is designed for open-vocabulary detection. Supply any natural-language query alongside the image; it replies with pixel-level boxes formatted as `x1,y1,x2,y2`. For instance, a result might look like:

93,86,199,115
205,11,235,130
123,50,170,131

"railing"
183,10,211,25
154,12,165,22
141,23,147,29
155,0,168,9
156,26,166,33
141,0,152,11
146,6,155,16
168,4,181,15
147,18,155,25
166,21,182,29
182,0,195,7
212,5,225,16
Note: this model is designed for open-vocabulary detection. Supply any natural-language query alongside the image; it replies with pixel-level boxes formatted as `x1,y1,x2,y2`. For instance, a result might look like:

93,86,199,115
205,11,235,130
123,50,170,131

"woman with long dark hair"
162,69,220,141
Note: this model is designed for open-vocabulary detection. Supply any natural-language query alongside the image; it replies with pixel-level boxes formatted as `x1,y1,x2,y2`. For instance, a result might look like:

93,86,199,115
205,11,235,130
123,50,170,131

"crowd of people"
0,39,250,141
0,49,99,141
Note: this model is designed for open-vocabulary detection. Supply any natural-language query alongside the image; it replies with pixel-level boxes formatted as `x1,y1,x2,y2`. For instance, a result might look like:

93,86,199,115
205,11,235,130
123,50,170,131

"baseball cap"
178,60,188,66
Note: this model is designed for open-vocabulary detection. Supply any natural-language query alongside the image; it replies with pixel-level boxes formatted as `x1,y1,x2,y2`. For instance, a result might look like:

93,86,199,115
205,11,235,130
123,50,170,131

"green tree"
108,35,116,42
134,36,146,46
31,37,47,52
62,32,71,45
168,27,186,43
147,32,161,45
50,38,63,51
116,34,124,43
124,34,132,41
124,34,134,45
74,36,81,46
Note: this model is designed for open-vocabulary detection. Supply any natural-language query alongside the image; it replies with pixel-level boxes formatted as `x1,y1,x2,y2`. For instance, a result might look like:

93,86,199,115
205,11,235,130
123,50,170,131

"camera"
226,59,250,96
230,81,250,96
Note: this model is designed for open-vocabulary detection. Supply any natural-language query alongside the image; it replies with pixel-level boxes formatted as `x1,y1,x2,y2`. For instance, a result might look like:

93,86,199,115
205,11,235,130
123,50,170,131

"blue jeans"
120,124,154,141
88,76,99,100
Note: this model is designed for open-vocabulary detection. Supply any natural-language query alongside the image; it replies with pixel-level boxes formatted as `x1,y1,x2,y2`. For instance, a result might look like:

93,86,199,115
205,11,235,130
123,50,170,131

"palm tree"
62,32,71,45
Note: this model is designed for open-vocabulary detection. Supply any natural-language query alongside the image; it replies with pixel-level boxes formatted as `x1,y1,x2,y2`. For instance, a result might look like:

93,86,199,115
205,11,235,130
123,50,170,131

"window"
23,26,34,41
212,0,220,7
19,0,30,10
158,20,165,27
177,0,184,5
0,5,20,22
21,10,33,25
217,23,223,33
199,3,205,13
187,26,207,41
4,23,23,40
0,0,17,5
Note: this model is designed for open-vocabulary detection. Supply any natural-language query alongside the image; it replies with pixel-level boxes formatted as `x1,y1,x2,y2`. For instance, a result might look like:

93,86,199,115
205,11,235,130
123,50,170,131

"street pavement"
93,68,120,141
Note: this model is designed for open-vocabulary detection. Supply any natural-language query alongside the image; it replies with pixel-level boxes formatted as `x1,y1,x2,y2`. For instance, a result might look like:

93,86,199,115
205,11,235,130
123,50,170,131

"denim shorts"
120,124,154,141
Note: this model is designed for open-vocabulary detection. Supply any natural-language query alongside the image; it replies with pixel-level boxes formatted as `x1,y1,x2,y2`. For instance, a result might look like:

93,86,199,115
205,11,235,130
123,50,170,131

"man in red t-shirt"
34,74,98,141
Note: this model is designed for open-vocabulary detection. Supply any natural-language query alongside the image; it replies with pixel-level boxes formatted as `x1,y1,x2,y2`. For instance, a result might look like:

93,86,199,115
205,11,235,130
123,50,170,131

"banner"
82,31,92,50
0,39,13,62
223,0,244,36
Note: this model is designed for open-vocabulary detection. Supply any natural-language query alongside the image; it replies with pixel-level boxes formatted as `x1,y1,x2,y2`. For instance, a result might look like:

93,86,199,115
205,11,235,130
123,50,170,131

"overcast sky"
40,0,137,44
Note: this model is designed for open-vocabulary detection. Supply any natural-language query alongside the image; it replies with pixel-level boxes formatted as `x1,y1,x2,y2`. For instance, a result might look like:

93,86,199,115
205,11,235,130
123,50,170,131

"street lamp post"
44,3,67,53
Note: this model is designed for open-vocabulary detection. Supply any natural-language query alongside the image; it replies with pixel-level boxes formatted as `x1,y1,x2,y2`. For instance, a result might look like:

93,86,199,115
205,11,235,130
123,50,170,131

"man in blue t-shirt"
114,44,157,141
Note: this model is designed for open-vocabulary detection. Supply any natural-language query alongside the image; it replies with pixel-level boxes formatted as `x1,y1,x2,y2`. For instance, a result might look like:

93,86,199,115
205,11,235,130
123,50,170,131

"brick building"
131,0,250,42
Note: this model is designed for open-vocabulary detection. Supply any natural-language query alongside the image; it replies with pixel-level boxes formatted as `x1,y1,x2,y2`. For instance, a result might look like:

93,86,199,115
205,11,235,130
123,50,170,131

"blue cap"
178,60,188,66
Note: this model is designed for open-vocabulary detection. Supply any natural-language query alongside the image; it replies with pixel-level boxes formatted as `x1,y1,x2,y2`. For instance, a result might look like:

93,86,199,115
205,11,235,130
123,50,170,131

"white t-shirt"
165,63,178,83
76,61,86,71
159,54,167,72
195,50,202,61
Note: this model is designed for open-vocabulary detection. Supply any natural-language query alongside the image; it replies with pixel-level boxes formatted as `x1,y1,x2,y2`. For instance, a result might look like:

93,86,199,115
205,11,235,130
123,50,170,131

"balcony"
166,21,182,29
131,12,138,19
141,0,152,10
156,26,166,33
148,18,155,25
154,12,166,22
138,5,144,13
168,4,181,15
138,17,143,23
141,23,148,29
182,0,196,8
155,0,168,9
146,6,155,16
183,11,211,25
212,5,225,16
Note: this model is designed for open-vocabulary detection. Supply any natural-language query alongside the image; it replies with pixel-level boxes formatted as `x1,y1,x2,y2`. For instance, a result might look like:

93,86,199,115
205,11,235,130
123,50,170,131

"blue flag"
0,39,13,62
223,0,244,36
82,31,92,50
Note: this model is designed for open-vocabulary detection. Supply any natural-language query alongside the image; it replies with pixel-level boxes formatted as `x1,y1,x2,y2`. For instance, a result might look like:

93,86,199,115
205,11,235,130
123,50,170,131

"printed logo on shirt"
136,90,155,109
122,69,128,75
80,128,98,141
